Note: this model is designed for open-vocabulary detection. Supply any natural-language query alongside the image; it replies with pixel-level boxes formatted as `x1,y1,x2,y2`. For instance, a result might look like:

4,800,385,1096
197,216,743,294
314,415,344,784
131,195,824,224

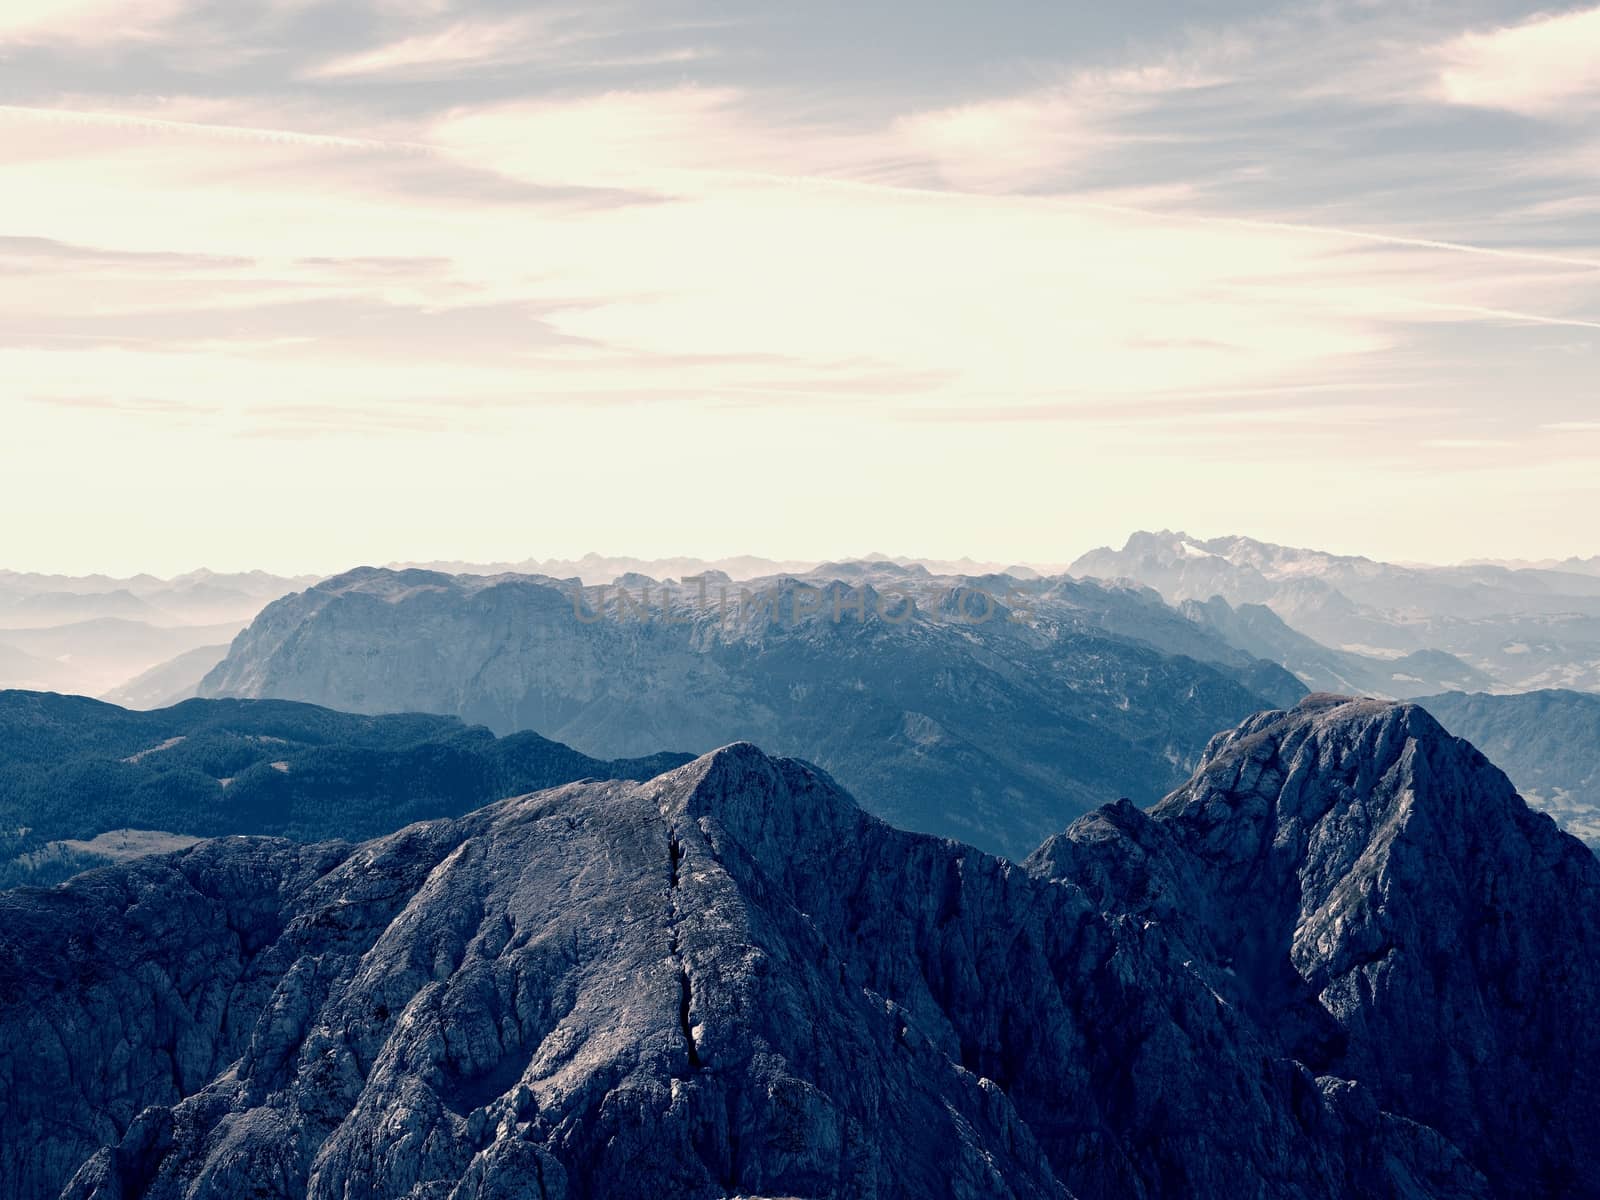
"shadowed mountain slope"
1029,694,1600,1197
2,698,1595,1199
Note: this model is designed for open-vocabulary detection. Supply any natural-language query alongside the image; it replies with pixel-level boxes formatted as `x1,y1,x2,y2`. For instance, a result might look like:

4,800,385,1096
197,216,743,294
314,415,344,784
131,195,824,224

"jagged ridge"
1,698,1595,1199
1029,693,1600,1197
193,565,1304,857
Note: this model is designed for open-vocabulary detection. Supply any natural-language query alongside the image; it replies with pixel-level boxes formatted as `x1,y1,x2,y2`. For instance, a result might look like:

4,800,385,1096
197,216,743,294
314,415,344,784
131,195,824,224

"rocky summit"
1,696,1595,1200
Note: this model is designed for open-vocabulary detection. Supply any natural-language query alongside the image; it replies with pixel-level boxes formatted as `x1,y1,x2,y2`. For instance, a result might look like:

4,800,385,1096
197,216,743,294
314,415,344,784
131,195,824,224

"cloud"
303,5,714,82
429,87,891,187
22,392,219,416
0,0,190,45
308,15,563,80
5,0,1600,570
892,63,1226,192
1433,5,1600,117
0,233,249,269
5,72,1592,433
892,95,1108,193
0,102,423,160
912,400,1458,431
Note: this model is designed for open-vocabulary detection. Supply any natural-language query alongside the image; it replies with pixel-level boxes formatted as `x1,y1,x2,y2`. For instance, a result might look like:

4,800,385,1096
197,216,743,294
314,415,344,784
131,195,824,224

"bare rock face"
1029,694,1600,1198
194,566,1304,858
2,698,1595,1199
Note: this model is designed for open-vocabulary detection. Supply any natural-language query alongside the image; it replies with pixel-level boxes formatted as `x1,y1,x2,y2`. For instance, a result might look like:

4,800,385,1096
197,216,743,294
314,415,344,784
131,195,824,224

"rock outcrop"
2,697,1595,1199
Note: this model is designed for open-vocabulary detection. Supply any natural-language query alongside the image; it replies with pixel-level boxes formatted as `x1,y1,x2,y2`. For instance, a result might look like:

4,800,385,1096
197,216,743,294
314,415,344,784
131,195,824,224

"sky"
2,0,1598,575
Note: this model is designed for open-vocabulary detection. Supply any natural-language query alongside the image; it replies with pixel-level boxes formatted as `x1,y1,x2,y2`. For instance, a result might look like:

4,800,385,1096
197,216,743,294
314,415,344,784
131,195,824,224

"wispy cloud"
890,63,1224,192
309,15,550,79
303,4,715,82
0,102,422,152
1433,5,1600,118
0,0,191,45
3,0,1600,570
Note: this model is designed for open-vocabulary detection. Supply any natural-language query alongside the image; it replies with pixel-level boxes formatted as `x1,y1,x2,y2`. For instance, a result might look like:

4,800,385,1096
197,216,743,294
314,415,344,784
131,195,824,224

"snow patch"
121,736,187,765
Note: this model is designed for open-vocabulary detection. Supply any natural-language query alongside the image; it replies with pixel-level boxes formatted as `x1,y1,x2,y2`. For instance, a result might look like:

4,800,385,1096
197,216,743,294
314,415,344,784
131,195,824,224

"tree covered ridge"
0,690,692,886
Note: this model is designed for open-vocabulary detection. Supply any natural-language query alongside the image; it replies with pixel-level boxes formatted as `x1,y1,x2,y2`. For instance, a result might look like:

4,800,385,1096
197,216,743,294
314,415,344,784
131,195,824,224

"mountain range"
1177,594,1498,698
389,553,1062,585
1072,531,1600,691
0,570,314,701
1466,555,1600,577
100,645,233,710
0,569,315,629
0,619,245,698
195,565,1305,858
2,696,1594,1199
13,534,1600,713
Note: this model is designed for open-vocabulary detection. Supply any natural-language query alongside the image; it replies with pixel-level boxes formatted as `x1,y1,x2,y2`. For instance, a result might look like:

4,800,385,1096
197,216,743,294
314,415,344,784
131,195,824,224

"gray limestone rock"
3,696,1594,1199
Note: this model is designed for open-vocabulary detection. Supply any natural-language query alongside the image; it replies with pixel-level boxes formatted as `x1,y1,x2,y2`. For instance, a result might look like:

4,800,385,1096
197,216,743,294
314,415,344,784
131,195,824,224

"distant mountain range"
11,537,1600,709
0,619,246,698
1179,595,1499,698
389,552,1067,585
1465,555,1600,576
0,690,690,888
3,697,1595,1199
100,643,232,710
0,639,75,693
1072,531,1600,691
0,569,315,700
0,568,316,628
1417,689,1600,849
197,565,1306,857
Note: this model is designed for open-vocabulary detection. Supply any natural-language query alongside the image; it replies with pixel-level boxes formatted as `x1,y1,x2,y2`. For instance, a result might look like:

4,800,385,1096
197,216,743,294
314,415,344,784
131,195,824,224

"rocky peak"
7,714,1597,1199
658,740,853,824
1035,694,1600,1198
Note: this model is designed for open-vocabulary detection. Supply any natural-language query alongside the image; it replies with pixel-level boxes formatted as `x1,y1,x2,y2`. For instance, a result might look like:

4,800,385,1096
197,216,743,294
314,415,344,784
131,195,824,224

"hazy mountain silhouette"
198,565,1304,856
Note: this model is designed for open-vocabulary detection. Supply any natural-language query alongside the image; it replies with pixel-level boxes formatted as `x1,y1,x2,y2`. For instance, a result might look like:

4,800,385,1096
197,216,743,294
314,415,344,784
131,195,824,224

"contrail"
1396,300,1600,331
0,104,428,154
683,166,1600,273
1082,203,1600,274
